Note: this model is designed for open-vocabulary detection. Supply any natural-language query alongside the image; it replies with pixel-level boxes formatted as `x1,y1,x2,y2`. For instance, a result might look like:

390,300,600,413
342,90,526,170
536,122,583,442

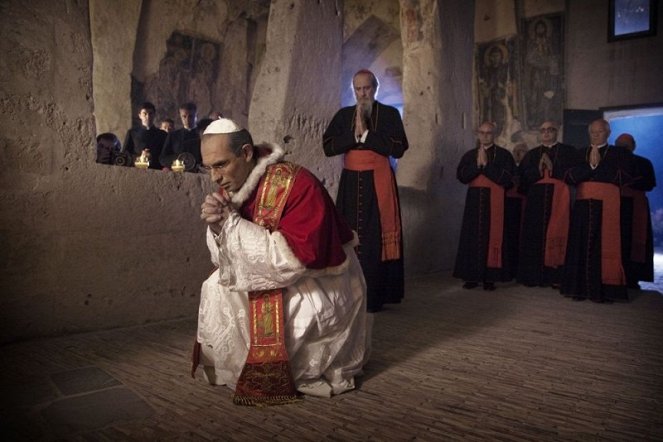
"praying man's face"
353,73,376,109
589,121,610,146
201,134,255,194
539,123,558,145
477,123,495,147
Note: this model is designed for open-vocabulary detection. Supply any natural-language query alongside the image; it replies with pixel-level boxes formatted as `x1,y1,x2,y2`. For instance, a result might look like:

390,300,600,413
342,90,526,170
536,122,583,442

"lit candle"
171,158,185,173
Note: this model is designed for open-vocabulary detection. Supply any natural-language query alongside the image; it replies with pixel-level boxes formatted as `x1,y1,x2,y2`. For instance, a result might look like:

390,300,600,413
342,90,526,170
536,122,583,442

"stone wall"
93,0,269,136
566,0,663,109
398,0,475,274
248,0,343,193
0,0,213,342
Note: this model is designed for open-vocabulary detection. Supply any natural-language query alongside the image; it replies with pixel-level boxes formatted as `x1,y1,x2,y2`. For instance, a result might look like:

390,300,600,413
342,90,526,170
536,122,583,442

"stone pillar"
248,0,344,193
90,0,142,135
398,0,475,273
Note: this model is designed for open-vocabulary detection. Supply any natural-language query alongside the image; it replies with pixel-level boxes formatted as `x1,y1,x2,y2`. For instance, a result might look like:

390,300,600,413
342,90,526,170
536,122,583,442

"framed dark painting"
609,0,658,41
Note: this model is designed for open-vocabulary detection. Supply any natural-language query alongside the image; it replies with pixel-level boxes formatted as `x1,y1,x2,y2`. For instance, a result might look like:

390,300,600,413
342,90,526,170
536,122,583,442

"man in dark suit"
160,102,201,172
123,101,167,169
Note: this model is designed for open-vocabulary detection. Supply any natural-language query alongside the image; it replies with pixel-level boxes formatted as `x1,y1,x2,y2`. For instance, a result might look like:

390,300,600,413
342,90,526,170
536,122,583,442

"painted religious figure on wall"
140,32,220,124
187,42,218,117
477,38,520,145
522,15,564,130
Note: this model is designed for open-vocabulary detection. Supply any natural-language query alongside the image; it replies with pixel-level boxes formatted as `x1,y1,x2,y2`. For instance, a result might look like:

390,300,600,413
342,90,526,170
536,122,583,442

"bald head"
615,133,636,152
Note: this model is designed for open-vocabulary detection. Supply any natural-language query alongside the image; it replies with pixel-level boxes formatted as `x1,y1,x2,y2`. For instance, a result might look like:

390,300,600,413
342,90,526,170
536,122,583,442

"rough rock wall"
92,0,259,136
0,0,212,342
90,0,141,137
398,0,475,273
248,0,344,192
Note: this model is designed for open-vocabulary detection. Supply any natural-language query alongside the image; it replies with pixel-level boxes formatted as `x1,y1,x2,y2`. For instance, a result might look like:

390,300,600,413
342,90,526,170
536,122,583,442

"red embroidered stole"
576,182,626,286
344,150,401,261
233,162,302,406
538,170,571,268
469,174,505,268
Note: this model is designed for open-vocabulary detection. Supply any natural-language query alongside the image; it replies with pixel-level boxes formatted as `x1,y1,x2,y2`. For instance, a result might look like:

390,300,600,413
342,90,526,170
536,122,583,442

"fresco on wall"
476,37,520,146
522,14,564,131
137,32,220,125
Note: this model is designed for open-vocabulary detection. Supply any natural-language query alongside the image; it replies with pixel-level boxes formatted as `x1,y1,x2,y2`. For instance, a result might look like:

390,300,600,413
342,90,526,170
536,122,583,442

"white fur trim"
230,143,285,205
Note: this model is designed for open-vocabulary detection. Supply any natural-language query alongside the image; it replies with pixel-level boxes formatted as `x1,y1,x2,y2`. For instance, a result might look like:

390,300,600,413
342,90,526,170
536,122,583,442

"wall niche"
133,32,222,126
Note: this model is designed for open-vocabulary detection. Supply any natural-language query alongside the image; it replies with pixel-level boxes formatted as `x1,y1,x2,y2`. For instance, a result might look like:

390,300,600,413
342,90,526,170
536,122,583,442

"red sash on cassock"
344,150,401,261
622,186,649,263
577,182,626,285
232,162,301,406
469,174,505,268
537,170,571,268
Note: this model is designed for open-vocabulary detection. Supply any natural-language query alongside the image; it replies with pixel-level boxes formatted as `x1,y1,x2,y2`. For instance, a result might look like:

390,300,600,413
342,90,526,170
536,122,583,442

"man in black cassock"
322,69,408,313
561,119,635,302
505,143,528,275
160,102,202,172
517,120,579,288
453,122,516,291
123,101,167,169
615,133,656,290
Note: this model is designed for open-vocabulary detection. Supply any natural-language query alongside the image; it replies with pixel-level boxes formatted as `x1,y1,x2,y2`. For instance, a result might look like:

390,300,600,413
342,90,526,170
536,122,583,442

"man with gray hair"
560,119,635,302
323,69,409,313
192,118,370,405
453,121,516,291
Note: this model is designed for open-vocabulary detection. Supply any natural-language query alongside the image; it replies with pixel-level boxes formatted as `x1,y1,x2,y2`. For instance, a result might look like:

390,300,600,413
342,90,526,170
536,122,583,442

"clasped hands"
538,152,553,176
200,191,234,234
354,103,368,140
476,147,488,168
589,145,601,168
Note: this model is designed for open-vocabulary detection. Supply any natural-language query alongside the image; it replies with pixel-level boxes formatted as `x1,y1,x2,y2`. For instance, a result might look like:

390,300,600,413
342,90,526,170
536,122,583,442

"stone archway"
341,15,402,107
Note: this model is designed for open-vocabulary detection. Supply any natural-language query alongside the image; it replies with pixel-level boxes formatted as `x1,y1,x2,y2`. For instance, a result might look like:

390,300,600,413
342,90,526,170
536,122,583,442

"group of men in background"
454,118,656,304
96,101,222,172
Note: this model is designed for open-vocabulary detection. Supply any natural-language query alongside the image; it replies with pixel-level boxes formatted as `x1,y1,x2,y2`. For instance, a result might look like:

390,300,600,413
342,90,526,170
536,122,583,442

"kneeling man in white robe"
193,118,371,404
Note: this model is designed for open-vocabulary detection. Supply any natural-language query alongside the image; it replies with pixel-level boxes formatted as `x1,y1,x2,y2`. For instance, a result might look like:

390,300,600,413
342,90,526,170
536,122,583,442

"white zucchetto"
203,118,243,135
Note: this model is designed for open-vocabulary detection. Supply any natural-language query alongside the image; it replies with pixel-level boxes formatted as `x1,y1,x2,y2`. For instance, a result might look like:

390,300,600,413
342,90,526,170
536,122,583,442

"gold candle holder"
171,158,185,173
135,150,150,169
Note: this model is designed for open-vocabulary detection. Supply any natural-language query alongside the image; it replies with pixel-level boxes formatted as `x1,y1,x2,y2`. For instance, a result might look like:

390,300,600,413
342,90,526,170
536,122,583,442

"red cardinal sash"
469,174,505,268
344,150,401,261
577,182,626,285
538,170,571,268
232,162,302,406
